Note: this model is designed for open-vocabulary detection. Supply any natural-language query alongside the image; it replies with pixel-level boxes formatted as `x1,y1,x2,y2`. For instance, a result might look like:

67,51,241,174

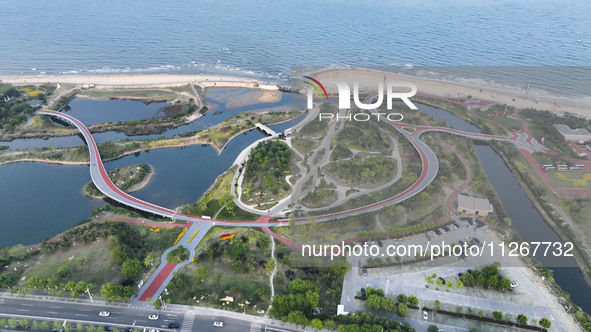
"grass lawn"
165,228,273,312
79,87,189,103
0,83,12,94
548,172,591,189
15,241,119,287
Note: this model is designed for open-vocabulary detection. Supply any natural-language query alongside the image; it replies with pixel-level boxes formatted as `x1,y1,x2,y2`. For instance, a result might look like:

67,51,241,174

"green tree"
77,322,84,331
100,283,134,302
122,258,142,279
397,293,408,303
456,306,463,314
311,318,323,330
434,300,441,311
154,298,162,310
195,265,209,282
499,278,512,290
324,319,336,331
436,278,444,287
381,297,396,312
397,303,408,317
39,321,51,331
57,265,72,279
427,324,439,332
220,194,238,216
287,310,309,328
516,314,528,325
144,253,155,267
75,256,89,267
408,295,419,306
214,274,223,287
365,294,382,310
493,311,503,320
0,273,14,287
539,317,551,329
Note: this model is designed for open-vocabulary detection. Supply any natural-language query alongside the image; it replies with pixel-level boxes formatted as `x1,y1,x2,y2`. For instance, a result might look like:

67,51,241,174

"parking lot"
340,216,576,331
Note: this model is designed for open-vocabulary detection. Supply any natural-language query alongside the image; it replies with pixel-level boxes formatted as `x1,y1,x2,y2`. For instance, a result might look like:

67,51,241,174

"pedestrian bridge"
254,122,277,136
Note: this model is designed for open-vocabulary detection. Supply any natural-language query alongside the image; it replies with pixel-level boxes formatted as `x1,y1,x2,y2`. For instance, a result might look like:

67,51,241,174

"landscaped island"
83,164,153,198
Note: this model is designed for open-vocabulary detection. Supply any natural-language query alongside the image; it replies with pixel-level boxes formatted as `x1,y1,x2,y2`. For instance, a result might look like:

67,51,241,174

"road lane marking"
79,308,91,311
16,309,29,312
46,311,59,314
50,306,62,309
74,314,88,317
21,304,34,307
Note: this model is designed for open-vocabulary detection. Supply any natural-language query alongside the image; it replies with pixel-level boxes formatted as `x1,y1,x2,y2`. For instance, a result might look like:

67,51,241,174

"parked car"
511,282,519,288
103,327,112,332
438,277,446,284
361,288,366,297
168,322,180,329
423,311,429,320
362,268,367,276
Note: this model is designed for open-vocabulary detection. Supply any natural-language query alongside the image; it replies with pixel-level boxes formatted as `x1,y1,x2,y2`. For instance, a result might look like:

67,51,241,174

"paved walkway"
136,221,212,302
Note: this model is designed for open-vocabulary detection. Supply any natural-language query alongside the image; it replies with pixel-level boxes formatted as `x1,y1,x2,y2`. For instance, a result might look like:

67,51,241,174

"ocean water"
0,0,589,80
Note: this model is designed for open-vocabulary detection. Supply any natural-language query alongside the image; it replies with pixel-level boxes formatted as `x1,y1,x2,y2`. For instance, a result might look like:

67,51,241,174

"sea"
1,0,590,94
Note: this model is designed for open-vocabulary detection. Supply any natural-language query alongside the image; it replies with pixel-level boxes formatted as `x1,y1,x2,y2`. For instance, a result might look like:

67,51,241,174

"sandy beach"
2,71,589,117
0,74,265,87
313,68,591,118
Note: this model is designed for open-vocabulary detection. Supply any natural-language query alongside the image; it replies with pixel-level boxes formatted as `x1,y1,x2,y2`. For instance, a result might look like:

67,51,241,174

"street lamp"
86,288,93,303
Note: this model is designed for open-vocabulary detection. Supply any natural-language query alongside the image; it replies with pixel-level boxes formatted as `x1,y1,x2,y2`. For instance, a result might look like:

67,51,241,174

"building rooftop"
553,124,591,136
457,194,493,213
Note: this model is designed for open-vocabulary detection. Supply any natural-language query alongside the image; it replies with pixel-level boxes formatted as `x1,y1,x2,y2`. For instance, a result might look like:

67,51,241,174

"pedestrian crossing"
250,322,262,332
180,309,196,332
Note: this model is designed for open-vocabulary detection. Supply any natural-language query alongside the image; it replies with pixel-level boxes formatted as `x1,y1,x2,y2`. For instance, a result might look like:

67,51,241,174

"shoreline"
0,74,269,89
310,67,591,118
84,165,155,199
3,71,589,117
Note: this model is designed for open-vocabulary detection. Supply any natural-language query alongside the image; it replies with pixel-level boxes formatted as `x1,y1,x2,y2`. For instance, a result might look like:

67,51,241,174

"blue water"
1,88,292,151
65,98,170,126
1,0,590,79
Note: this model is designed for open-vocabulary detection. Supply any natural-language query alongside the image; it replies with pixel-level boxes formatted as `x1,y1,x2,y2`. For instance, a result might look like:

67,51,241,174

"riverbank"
312,67,591,118
84,164,154,198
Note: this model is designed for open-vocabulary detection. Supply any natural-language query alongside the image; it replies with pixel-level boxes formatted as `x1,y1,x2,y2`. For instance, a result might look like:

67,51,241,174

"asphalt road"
0,296,305,332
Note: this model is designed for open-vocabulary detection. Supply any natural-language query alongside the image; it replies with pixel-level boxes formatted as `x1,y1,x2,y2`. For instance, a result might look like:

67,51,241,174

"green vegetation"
0,85,35,131
166,246,190,263
335,118,392,152
298,103,337,137
301,188,337,208
458,264,513,291
326,156,396,187
182,166,259,221
330,143,353,161
78,86,193,103
84,164,151,197
241,140,291,205
0,221,182,303
162,229,274,311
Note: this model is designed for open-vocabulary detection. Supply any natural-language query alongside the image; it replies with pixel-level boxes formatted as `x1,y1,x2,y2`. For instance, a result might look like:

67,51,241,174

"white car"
213,321,224,327
423,311,428,320
148,314,159,320
511,282,519,288
99,311,110,317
